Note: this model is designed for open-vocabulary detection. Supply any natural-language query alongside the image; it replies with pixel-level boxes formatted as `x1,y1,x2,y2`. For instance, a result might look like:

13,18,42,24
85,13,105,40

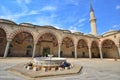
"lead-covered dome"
0,19,16,25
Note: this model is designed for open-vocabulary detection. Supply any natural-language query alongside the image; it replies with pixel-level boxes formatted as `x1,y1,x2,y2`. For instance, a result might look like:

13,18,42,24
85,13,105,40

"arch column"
99,46,103,59
88,46,92,59
74,44,77,58
3,39,12,57
58,43,61,57
32,42,37,58
116,44,120,58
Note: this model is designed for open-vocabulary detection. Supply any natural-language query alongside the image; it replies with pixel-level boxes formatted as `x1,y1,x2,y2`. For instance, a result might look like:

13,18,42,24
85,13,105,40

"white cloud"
68,17,87,32
29,10,39,15
0,9,40,21
31,14,62,29
65,0,80,6
0,0,40,21
112,24,120,29
0,2,56,22
41,6,56,11
16,0,31,4
24,0,31,4
78,24,84,27
16,0,28,12
116,5,120,10
0,6,11,15
69,26,78,32
78,18,86,23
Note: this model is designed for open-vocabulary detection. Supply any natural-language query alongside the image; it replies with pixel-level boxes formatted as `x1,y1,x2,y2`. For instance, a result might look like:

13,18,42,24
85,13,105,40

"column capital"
34,42,37,45
116,43,120,48
7,38,12,42
99,47,102,49
58,42,62,44
98,45,102,48
88,46,91,49
74,44,77,46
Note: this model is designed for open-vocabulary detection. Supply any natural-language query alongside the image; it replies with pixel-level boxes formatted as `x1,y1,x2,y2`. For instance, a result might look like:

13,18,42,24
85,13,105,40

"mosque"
0,3,120,59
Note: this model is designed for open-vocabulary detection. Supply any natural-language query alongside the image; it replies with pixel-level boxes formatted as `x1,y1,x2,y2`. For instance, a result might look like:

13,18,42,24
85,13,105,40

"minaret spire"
90,0,94,12
89,0,98,36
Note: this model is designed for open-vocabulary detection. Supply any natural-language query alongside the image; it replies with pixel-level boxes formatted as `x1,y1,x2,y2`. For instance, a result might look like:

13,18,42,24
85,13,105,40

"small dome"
85,34,95,37
42,25,56,29
0,19,16,24
19,23,34,27
102,30,118,36
63,30,71,33
73,32,83,35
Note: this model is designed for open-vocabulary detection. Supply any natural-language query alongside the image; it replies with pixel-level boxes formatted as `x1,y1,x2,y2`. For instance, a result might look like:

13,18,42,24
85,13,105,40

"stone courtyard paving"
0,58,120,80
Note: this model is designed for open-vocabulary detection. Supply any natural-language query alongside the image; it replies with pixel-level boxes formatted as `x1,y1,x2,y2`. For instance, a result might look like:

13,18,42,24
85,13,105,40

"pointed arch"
8,29,34,57
36,32,59,57
100,38,116,47
61,36,74,57
77,37,89,47
101,39,119,58
36,29,60,43
77,39,89,58
0,26,9,39
0,27,7,57
9,28,35,42
62,34,75,44
91,41,100,58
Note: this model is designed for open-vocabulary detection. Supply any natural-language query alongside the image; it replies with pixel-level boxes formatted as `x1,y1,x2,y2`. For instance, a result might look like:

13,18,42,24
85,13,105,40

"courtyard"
0,58,120,80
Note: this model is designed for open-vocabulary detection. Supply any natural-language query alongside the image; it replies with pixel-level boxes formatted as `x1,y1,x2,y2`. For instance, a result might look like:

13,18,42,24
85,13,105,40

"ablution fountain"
32,55,66,70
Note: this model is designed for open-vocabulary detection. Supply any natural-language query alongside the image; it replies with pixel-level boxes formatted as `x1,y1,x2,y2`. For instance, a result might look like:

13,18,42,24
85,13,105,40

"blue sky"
0,0,120,35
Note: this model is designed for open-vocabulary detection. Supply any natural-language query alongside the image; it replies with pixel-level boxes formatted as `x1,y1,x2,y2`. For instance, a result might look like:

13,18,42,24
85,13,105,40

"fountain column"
4,39,11,57
58,43,61,57
74,44,77,58
32,43,37,58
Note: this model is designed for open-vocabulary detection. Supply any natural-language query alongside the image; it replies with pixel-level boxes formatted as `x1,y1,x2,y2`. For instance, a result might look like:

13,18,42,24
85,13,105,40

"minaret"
90,0,98,36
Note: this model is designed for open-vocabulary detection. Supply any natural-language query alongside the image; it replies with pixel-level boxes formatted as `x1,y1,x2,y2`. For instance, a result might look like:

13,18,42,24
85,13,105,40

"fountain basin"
33,57,66,67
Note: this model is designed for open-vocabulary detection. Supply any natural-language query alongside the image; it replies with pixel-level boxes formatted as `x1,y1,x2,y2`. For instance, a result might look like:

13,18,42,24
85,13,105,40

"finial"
90,0,94,12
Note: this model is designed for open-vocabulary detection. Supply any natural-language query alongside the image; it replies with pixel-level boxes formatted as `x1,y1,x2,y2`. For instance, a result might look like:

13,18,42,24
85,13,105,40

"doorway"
82,52,86,58
42,47,50,57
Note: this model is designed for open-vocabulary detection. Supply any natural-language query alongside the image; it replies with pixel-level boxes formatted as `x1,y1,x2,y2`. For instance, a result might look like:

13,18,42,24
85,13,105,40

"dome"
73,32,83,35
0,19,16,24
63,30,71,33
41,25,56,29
102,30,118,36
85,34,95,37
19,23,34,27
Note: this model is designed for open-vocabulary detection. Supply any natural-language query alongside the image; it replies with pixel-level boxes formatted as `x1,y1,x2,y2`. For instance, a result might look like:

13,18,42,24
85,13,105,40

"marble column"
32,43,37,58
58,43,61,57
118,47,120,57
74,44,77,58
116,44,120,58
4,41,11,57
88,46,92,59
99,47,103,59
